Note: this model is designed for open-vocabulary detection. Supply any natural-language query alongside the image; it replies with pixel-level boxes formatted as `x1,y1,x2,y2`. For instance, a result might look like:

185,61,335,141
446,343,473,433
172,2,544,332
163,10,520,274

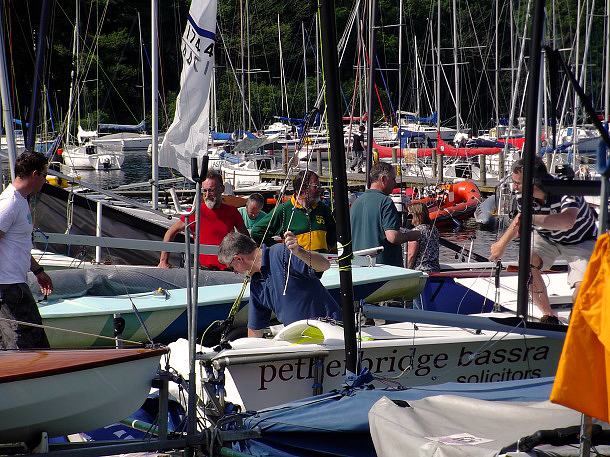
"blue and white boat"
35,263,425,348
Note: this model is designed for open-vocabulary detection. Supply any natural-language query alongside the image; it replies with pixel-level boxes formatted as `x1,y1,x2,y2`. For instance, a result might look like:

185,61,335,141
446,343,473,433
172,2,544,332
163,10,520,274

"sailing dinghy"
0,347,167,444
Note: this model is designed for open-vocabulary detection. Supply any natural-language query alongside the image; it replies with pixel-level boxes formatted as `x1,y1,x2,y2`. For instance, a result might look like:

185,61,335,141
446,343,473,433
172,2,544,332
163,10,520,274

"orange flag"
550,234,610,421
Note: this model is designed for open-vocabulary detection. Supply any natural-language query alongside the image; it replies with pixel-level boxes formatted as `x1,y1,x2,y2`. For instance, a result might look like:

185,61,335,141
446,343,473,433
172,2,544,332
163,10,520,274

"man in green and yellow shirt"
251,170,337,253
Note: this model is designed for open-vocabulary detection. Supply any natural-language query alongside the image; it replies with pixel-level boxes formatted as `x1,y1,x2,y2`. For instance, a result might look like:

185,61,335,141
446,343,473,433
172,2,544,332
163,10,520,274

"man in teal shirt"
238,193,266,233
350,162,420,267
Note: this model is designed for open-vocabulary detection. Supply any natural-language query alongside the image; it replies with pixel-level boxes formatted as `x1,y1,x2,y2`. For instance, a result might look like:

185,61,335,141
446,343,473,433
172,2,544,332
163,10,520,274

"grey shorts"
0,283,50,349
531,232,596,287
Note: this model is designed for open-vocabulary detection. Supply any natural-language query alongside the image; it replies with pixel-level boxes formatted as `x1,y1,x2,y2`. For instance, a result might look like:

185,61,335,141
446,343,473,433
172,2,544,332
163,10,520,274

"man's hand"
158,260,172,268
284,230,330,272
489,213,521,262
489,241,506,262
284,231,300,253
36,272,53,296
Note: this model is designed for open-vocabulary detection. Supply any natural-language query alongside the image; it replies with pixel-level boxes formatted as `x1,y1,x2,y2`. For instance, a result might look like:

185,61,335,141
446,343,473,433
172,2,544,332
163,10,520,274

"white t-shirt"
0,184,33,284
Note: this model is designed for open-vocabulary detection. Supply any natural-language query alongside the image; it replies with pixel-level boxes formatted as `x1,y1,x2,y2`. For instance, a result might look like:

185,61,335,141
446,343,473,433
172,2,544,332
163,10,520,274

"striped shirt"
517,182,597,245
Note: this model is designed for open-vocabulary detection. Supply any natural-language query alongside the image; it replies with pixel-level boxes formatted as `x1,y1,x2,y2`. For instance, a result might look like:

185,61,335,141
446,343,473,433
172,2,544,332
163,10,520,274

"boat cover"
27,267,243,301
231,378,564,457
98,120,146,132
232,136,279,153
368,394,608,457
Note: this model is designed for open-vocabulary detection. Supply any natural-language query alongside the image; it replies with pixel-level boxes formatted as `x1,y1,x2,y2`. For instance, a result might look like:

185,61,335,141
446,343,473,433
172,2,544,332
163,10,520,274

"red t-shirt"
182,203,245,269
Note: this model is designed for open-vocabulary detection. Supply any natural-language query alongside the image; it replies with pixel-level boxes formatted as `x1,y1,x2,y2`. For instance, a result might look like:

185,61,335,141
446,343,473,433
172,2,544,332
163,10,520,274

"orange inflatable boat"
394,180,483,227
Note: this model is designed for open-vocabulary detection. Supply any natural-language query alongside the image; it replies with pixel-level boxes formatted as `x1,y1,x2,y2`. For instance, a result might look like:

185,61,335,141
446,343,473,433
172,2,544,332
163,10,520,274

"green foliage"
7,0,609,139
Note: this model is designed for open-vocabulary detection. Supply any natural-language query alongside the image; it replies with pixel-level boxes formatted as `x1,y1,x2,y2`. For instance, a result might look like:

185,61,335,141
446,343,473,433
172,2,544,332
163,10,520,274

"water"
66,149,176,189
437,217,519,263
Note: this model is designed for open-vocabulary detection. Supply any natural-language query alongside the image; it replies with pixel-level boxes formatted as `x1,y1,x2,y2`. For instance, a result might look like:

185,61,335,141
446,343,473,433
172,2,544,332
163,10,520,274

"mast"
138,12,146,125
319,0,357,375
151,0,159,210
503,0,532,179
0,5,17,180
571,0,581,164
606,0,610,132
573,0,596,166
366,0,377,188
302,22,309,114
278,15,288,118
76,0,81,132
452,0,460,133
601,0,610,232
356,8,363,119
316,14,320,99
398,0,403,120
246,0,251,131
415,37,420,117
517,0,545,321
240,0,245,131
433,0,440,177
494,0,499,129
25,0,52,151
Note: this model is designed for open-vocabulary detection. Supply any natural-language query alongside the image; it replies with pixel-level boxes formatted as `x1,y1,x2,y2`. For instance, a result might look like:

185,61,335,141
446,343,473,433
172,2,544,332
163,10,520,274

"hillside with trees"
4,0,608,141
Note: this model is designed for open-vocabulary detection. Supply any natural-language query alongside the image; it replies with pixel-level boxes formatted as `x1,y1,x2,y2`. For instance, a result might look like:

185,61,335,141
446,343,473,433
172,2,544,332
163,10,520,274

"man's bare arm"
385,229,421,245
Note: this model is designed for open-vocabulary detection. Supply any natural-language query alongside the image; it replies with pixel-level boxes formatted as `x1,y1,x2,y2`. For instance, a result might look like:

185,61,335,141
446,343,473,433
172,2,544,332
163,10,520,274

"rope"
0,316,143,346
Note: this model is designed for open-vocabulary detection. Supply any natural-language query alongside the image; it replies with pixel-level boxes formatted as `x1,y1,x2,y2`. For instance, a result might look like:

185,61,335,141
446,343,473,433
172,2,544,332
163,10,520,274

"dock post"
283,145,288,173
391,148,397,165
96,201,102,263
437,154,444,182
317,148,323,176
479,155,487,186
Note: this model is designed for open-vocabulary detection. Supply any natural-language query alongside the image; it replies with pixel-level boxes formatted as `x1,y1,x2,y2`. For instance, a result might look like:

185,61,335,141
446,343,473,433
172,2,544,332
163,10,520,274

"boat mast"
316,14,320,100
240,0,245,131
302,22,308,114
414,37,420,118
356,8,363,119
319,0,357,374
138,12,146,126
494,0,499,130
517,0,546,321
601,0,610,232
398,0,403,120
246,0,251,131
433,0,440,177
76,0,81,133
572,0,581,164
151,0,159,209
503,0,531,178
452,0,460,133
278,15,288,118
365,0,377,187
25,0,52,151
606,0,610,132
0,5,17,180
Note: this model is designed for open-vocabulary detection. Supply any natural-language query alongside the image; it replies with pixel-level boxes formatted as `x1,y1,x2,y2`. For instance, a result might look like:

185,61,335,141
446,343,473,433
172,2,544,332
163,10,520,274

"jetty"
259,169,502,195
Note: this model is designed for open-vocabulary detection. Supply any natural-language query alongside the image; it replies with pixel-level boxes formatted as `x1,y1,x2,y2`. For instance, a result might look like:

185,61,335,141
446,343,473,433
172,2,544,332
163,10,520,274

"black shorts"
0,283,50,349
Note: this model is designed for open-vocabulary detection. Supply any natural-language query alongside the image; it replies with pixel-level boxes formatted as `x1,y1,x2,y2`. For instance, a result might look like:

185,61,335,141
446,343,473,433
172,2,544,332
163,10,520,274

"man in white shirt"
0,150,53,348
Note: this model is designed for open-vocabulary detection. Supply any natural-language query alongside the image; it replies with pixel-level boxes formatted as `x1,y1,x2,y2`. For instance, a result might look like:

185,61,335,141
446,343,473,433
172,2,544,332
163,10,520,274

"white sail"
159,0,217,180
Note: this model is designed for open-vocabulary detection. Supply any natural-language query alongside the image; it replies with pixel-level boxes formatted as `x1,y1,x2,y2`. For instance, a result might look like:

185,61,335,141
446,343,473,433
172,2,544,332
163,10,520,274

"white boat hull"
196,319,564,411
61,145,125,170
0,348,166,443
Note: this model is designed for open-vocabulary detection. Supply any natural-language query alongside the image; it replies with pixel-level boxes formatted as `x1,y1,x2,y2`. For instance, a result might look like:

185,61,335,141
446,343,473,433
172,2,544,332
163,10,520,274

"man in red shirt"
158,170,248,270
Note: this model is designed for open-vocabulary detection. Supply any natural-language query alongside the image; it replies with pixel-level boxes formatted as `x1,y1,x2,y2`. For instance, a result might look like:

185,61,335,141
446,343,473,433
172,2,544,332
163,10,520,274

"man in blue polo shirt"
490,157,597,323
218,231,341,337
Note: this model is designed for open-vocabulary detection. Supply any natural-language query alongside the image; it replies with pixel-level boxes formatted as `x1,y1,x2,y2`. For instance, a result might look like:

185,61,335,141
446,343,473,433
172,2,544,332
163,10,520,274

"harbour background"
56,147,521,264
